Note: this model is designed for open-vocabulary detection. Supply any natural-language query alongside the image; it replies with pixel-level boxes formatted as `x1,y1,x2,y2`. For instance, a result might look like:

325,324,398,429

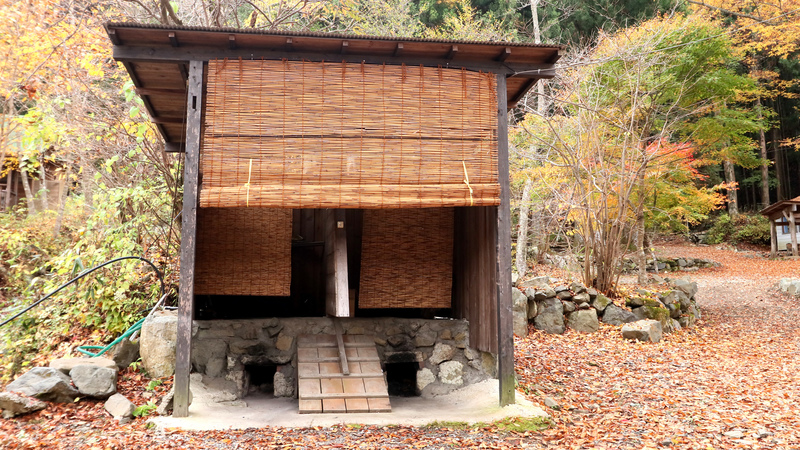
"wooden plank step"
297,334,391,414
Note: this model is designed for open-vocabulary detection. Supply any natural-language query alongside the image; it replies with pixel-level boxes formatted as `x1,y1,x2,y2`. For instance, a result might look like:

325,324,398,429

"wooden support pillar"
770,218,777,257
790,210,798,257
495,73,515,407
325,209,350,317
174,60,204,418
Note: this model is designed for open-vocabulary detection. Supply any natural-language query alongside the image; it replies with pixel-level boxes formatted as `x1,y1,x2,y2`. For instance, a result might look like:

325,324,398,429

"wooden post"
495,73,515,407
790,208,798,257
770,217,777,257
325,209,350,317
174,60,204,418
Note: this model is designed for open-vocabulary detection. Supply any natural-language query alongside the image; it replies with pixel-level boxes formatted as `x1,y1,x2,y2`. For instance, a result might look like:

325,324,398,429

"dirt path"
2,244,800,449
515,244,800,449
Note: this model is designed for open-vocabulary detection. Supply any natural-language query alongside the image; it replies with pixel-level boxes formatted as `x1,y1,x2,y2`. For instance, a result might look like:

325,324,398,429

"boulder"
49,357,117,375
438,361,464,386
110,339,140,370
273,371,294,398
416,368,436,391
519,276,550,290
626,297,646,308
601,304,637,325
621,320,662,343
104,394,135,422
566,309,599,333
533,298,565,334
591,294,612,313
678,313,697,329
556,290,573,300
632,305,671,328
69,365,117,399
512,288,529,336
429,343,455,365
527,298,538,319
562,301,576,313
569,282,586,294
140,310,177,378
572,292,590,303
671,278,698,298
0,392,47,418
7,367,79,403
156,387,193,416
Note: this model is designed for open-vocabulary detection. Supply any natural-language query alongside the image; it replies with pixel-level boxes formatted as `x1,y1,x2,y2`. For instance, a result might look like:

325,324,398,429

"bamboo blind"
358,208,453,309
194,207,292,296
200,59,499,209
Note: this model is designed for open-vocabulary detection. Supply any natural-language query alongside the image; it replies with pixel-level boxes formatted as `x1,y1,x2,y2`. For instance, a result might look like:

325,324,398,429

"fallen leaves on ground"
2,242,799,449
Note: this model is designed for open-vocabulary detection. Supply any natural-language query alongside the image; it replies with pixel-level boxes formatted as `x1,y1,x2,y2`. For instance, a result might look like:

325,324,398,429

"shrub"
705,213,770,246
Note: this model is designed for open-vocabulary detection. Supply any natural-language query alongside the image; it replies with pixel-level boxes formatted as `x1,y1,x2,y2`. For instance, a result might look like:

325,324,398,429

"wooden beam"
496,47,511,62
446,45,458,60
285,37,293,51
334,320,349,375
174,60,204,418
495,73,514,407
178,63,189,83
393,42,404,57
341,40,350,54
150,117,184,124
135,87,187,96
165,142,184,153
228,34,237,50
121,61,173,145
107,29,120,45
112,45,557,77
169,32,179,47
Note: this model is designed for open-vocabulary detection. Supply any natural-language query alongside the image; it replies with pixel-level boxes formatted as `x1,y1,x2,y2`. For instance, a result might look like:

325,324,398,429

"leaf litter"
2,243,800,449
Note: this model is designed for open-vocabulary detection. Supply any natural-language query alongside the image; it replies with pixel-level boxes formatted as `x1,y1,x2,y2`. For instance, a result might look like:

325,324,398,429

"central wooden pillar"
495,73,515,407
174,60,204,418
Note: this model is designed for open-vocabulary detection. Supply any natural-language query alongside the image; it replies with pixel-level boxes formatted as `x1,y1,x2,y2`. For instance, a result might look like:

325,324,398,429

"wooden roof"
760,196,800,218
105,23,563,151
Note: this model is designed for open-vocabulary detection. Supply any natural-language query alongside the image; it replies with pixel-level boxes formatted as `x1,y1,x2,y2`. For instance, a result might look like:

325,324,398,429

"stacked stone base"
191,317,497,400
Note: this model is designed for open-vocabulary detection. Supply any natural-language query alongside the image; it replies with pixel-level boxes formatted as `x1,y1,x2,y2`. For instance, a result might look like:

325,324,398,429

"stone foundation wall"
191,317,497,399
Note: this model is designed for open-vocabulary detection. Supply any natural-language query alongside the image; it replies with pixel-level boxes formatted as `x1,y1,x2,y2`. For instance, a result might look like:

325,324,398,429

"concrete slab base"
149,378,547,431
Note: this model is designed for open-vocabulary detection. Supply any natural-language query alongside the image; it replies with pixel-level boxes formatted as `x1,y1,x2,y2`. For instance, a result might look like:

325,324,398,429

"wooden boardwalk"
297,334,391,414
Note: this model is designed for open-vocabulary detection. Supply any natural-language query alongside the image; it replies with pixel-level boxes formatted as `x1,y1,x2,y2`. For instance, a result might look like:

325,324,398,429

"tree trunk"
3,170,12,211
516,178,533,277
53,171,70,238
634,213,648,285
20,168,36,215
38,163,48,210
756,97,770,209
723,159,738,216
773,127,787,201
531,0,546,116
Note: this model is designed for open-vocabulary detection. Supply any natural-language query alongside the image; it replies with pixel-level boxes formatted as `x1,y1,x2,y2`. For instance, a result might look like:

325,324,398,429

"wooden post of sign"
495,73,515,407
174,60,203,418
790,208,798,257
770,217,777,257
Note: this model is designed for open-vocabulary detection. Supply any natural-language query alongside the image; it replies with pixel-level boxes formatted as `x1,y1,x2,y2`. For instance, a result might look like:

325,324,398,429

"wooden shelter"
106,23,561,417
761,196,800,257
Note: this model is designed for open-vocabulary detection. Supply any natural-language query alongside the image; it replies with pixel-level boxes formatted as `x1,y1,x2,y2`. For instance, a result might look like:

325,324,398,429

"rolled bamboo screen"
194,207,292,296
358,208,453,309
200,59,499,209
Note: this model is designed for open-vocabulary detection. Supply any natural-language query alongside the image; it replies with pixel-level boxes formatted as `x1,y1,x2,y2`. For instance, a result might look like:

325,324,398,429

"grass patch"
492,416,551,432
424,420,478,430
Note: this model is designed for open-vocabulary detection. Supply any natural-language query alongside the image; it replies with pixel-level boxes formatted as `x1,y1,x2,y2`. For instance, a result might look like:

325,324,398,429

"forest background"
0,0,798,378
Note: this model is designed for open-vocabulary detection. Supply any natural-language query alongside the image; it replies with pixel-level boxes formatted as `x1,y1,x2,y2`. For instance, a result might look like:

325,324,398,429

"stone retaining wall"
514,277,702,335
621,257,719,273
191,317,497,399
